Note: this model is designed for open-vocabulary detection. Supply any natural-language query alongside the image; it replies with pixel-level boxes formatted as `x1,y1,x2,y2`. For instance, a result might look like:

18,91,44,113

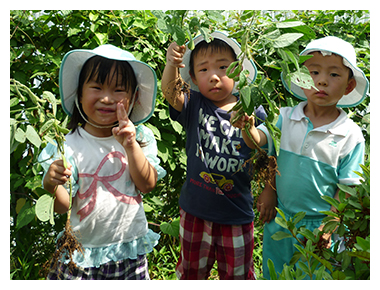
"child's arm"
256,157,278,223
112,103,158,193
43,159,72,214
319,188,351,248
230,111,268,149
161,42,187,112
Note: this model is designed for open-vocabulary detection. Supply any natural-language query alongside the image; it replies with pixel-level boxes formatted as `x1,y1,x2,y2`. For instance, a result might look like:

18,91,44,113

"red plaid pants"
176,209,256,280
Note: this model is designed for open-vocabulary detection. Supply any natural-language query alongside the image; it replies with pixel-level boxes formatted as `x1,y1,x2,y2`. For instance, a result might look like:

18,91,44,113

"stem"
243,121,266,155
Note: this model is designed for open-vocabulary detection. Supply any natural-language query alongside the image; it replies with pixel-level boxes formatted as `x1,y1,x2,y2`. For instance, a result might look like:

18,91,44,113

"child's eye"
199,68,207,72
330,73,340,77
310,71,319,75
220,65,228,70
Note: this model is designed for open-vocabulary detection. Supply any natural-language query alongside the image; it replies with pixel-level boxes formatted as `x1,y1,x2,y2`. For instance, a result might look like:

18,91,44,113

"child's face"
302,52,356,107
81,66,133,135
190,48,236,107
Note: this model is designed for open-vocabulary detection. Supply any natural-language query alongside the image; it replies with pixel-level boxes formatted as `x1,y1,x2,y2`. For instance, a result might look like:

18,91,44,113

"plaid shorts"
47,255,150,280
176,209,256,280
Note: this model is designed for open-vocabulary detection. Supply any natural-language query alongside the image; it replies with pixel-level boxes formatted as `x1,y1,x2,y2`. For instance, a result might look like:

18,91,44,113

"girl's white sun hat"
59,44,157,125
179,31,257,94
282,36,369,107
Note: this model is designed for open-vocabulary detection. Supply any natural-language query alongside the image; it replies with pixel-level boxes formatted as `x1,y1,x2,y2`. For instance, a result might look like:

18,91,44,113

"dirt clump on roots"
163,74,190,107
40,217,84,279
250,152,279,189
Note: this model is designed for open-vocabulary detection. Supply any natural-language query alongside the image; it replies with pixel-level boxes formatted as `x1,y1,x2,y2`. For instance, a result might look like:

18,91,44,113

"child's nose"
210,72,221,82
317,74,328,86
100,95,115,104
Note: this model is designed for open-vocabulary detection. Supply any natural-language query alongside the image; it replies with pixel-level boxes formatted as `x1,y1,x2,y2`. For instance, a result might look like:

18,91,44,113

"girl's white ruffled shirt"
39,125,166,268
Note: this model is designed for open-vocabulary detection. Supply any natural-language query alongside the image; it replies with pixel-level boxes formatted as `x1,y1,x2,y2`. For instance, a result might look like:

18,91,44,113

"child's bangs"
82,55,137,92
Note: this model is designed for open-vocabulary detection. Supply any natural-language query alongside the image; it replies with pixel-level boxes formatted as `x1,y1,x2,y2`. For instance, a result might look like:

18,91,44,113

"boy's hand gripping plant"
153,10,214,105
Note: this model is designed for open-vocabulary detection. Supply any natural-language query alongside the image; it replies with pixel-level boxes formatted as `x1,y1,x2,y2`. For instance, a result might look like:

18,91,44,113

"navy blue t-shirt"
170,89,267,224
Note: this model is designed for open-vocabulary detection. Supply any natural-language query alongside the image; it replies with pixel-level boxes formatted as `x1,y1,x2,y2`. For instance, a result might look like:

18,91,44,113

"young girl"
38,44,166,280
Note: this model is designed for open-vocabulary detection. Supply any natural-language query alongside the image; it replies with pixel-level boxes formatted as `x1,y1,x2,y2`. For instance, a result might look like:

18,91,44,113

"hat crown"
301,36,356,66
92,44,136,62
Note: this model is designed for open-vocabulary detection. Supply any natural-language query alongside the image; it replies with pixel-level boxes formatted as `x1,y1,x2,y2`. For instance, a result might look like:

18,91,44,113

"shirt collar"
290,101,350,136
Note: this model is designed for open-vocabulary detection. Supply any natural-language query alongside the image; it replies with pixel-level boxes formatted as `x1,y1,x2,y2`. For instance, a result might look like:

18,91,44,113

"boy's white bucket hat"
179,31,257,94
282,36,369,107
59,44,157,125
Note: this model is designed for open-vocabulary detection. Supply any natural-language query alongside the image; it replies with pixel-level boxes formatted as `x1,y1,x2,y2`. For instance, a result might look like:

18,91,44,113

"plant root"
242,150,279,189
163,74,190,107
40,214,84,279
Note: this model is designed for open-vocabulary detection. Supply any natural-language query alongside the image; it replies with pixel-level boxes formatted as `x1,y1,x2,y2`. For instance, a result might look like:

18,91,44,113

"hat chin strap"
75,86,138,129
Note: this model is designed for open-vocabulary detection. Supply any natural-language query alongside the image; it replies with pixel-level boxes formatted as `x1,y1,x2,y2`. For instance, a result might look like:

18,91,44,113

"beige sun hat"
282,36,369,107
179,31,257,94
59,44,157,125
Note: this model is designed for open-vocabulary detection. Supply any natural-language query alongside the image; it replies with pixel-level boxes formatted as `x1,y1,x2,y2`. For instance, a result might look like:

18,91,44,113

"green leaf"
307,251,333,272
355,236,370,252
289,68,317,91
297,261,310,275
35,194,55,222
240,86,251,114
320,195,340,210
276,21,305,28
331,270,346,280
275,207,286,221
274,216,288,229
16,202,35,230
299,228,317,243
42,91,57,116
267,259,278,280
95,33,108,45
272,33,303,48
343,209,355,219
271,231,293,241
26,125,41,148
292,211,306,226
160,217,180,238
143,203,153,213
15,127,26,143
172,26,186,46
347,250,370,261
337,183,357,197
39,119,55,135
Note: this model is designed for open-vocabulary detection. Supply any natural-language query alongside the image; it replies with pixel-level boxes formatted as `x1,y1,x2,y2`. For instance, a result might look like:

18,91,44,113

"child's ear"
344,78,357,95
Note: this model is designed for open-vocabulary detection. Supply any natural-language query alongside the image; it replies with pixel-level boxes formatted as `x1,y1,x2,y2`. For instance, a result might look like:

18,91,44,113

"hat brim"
179,31,257,94
281,37,369,108
59,45,157,125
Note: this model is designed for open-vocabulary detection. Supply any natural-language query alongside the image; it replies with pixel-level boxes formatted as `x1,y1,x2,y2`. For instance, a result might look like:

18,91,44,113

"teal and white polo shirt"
258,101,365,216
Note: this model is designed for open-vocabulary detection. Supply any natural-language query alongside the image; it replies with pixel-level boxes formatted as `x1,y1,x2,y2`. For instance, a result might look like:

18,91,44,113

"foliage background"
10,10,370,280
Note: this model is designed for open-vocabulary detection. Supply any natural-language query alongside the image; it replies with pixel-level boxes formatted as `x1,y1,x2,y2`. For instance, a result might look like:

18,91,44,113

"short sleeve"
338,141,365,185
38,142,80,197
136,125,167,181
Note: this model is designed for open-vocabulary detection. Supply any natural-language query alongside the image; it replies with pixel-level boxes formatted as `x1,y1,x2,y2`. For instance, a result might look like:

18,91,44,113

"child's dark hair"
68,55,137,133
189,38,237,77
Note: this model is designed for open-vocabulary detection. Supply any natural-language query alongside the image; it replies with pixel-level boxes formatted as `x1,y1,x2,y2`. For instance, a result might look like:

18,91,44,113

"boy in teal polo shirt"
231,36,369,279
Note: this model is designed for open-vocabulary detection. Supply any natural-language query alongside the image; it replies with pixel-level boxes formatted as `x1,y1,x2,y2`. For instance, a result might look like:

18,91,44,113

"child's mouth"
98,108,115,114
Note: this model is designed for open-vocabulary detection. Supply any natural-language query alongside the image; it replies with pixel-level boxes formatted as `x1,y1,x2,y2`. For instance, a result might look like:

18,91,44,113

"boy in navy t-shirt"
161,31,266,279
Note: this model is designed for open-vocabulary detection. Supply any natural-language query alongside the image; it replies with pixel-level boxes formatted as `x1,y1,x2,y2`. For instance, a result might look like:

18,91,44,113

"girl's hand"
112,102,136,148
166,42,186,68
44,159,72,193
